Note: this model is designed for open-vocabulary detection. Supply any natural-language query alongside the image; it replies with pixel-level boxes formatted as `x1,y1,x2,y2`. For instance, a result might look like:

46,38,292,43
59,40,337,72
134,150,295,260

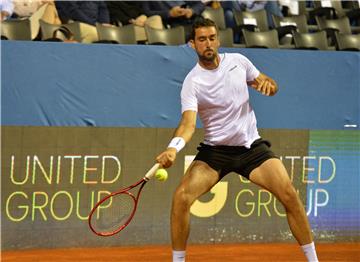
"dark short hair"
190,17,218,40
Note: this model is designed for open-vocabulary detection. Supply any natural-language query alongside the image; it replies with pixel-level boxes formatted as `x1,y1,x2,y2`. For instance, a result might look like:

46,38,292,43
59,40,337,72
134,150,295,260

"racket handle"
144,163,160,180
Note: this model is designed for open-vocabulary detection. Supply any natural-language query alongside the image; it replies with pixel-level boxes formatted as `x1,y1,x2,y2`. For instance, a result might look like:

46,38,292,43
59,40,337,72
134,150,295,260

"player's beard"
198,48,217,63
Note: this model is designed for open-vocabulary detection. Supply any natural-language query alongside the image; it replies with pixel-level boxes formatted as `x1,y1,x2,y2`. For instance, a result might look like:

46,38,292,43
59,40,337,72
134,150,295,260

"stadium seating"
335,32,360,51
96,23,136,44
1,19,32,40
145,26,186,46
201,7,227,30
218,28,234,47
233,9,269,32
293,30,329,50
242,29,279,49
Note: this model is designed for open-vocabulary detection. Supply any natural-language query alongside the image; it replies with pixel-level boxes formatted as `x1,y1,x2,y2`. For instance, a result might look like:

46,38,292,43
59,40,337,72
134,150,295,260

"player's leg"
249,158,312,243
171,160,219,251
249,158,318,261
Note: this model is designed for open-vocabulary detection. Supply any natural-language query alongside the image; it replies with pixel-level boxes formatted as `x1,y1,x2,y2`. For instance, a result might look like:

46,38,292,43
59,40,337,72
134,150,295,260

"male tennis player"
156,18,319,262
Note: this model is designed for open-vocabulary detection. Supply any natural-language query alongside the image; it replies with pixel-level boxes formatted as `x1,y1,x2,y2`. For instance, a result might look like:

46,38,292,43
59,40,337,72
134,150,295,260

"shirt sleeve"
241,55,260,82
1,0,14,16
180,76,198,113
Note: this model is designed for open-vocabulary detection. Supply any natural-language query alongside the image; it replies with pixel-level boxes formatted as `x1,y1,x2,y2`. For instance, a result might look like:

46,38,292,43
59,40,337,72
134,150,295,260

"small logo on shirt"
229,65,238,72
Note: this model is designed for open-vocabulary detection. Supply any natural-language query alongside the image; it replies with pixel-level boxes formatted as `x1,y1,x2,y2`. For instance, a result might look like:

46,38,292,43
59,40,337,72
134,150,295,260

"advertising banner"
3,127,358,250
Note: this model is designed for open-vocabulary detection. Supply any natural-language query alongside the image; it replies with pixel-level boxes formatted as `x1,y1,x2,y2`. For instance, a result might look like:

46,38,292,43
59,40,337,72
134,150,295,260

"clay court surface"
2,243,359,261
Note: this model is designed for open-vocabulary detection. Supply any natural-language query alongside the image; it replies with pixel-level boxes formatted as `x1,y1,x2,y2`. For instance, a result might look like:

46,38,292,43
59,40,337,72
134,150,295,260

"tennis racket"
88,163,160,237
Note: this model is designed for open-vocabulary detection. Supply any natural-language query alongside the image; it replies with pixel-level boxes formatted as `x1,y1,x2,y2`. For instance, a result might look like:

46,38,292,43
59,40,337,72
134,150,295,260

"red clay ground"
2,243,359,261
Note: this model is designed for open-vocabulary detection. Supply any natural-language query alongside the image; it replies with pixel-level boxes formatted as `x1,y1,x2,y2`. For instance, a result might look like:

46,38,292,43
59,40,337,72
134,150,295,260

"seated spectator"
12,0,61,39
221,1,239,29
55,1,111,43
142,1,205,41
1,0,14,21
202,0,222,9
13,0,61,24
229,0,283,28
238,0,283,28
279,0,300,16
106,1,164,42
221,1,283,43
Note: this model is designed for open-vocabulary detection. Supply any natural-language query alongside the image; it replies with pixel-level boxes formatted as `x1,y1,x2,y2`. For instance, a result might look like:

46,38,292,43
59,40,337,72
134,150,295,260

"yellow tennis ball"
155,168,168,182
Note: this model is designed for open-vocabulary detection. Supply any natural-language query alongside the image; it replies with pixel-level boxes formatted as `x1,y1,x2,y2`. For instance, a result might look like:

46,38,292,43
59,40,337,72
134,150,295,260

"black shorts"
194,138,278,180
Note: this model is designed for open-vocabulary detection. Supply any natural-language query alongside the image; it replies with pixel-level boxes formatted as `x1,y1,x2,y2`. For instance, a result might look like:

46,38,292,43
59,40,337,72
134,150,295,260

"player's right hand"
156,148,177,168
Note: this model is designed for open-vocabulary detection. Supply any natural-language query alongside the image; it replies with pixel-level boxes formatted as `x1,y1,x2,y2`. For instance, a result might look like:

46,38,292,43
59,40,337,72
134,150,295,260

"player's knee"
280,185,301,210
173,186,193,209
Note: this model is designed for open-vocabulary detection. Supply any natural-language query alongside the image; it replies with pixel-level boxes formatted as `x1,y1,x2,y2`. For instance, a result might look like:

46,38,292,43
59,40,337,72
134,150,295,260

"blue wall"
2,41,360,129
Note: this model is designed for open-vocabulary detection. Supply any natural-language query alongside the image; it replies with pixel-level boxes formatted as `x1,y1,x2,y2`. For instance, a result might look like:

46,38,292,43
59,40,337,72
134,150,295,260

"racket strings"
90,192,135,234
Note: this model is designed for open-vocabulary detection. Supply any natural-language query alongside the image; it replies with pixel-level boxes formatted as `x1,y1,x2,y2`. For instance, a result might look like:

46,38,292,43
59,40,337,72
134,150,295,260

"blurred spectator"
221,1,283,43
279,0,299,16
142,1,205,40
1,0,14,21
106,1,160,27
239,0,267,12
55,1,110,25
12,0,61,24
238,1,283,28
221,1,240,29
106,1,163,42
55,1,110,43
201,0,222,9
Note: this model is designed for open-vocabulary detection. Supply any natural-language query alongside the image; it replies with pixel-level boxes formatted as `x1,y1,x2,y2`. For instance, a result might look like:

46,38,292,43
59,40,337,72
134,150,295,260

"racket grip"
144,163,160,180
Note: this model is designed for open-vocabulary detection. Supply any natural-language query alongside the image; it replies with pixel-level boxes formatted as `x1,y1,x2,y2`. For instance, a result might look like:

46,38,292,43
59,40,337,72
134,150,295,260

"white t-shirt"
181,53,261,148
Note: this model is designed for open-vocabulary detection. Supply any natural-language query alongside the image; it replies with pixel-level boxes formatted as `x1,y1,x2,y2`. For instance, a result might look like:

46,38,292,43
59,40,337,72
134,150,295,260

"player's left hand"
250,73,278,96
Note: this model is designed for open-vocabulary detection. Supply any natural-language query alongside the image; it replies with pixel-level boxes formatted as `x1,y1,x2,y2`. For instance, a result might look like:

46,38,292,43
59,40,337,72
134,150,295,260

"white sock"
301,242,319,262
172,250,186,262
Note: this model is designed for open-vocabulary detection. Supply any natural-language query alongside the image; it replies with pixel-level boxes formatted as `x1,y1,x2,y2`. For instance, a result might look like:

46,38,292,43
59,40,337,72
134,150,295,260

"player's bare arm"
248,73,278,96
156,110,197,168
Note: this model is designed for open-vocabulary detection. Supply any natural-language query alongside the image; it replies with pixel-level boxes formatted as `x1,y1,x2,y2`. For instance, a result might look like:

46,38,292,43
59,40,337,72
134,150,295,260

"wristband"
167,137,186,153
